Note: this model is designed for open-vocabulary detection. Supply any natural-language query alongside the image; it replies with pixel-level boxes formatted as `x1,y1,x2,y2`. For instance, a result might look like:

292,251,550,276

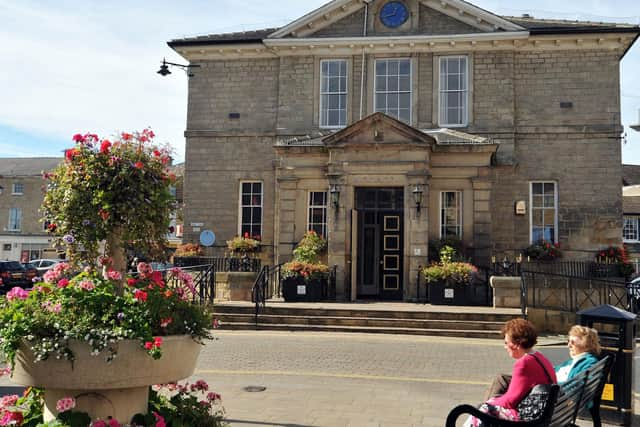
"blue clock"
379,1,409,28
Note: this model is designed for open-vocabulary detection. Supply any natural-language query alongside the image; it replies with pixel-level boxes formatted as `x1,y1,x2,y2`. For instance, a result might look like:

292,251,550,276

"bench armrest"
445,404,549,427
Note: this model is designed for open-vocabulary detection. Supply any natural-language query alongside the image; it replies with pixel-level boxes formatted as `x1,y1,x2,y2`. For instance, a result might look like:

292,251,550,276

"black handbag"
516,354,555,422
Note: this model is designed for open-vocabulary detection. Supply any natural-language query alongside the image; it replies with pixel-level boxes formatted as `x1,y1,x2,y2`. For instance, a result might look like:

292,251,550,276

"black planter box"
282,276,325,302
428,281,489,306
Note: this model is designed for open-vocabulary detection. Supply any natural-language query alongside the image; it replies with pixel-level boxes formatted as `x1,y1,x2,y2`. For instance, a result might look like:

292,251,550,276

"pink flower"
43,269,60,284
105,270,122,281
153,411,166,427
190,379,209,392
107,418,121,427
0,411,23,425
144,341,153,350
0,394,19,407
42,301,62,313
153,337,163,347
207,392,222,402
0,367,11,377
160,317,172,328
92,421,107,427
6,287,29,301
213,318,220,329
56,396,76,412
57,278,70,288
79,280,96,291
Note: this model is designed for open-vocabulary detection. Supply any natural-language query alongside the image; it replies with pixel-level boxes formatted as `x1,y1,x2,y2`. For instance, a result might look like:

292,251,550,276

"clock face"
379,1,409,28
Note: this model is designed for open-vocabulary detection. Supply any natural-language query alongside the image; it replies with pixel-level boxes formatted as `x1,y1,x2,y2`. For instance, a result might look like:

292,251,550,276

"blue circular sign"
199,230,216,247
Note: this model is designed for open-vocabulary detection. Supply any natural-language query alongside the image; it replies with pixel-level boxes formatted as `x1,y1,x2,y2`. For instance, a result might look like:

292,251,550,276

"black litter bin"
577,304,636,426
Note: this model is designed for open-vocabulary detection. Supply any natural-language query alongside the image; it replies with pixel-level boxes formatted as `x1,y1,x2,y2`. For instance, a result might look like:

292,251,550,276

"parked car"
29,258,64,275
22,262,39,283
0,261,29,292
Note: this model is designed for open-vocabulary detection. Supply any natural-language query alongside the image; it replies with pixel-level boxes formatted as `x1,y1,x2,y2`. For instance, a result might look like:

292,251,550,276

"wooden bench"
445,355,613,427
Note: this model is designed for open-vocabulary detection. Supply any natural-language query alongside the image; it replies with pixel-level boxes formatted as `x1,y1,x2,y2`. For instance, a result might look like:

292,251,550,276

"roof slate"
0,158,62,177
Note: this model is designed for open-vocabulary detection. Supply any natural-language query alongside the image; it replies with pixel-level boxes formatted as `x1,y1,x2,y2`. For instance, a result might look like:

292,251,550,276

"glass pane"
329,77,340,92
388,76,398,92
446,108,459,124
376,60,386,75
376,75,387,92
399,93,410,109
375,93,386,111
388,94,398,108
399,76,410,92
329,61,339,75
532,194,544,208
447,92,460,109
388,60,399,75
543,227,554,241
398,108,410,123
544,183,555,193
252,207,262,222
321,76,328,93
399,59,410,75
242,207,251,222
339,75,346,92
252,183,262,194
543,209,555,225
329,94,339,109
339,110,346,126
532,228,544,242
242,182,252,193
544,195,555,208
339,61,347,74
532,210,543,225
447,74,459,91
532,183,543,195
321,61,328,74
242,194,251,205
329,110,339,125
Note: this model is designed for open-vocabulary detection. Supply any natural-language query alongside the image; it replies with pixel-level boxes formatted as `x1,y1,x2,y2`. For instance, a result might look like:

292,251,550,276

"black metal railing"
134,263,216,305
520,270,635,316
252,263,284,326
174,256,261,272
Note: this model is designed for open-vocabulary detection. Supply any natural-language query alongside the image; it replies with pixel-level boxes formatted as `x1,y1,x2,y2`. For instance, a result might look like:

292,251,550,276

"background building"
0,158,61,261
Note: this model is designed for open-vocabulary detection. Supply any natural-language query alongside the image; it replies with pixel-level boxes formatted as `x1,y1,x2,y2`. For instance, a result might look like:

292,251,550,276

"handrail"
251,263,285,327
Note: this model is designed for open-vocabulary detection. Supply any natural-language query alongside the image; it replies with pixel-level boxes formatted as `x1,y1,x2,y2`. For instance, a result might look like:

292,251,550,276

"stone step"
213,305,516,322
215,313,504,331
216,321,502,339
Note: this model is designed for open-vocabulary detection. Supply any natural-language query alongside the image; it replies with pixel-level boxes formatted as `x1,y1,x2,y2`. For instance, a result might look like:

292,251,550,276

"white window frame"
8,208,22,232
623,215,640,242
529,181,558,243
439,191,462,239
374,57,412,124
238,181,263,239
319,59,348,129
307,191,328,238
438,55,469,127
12,183,24,195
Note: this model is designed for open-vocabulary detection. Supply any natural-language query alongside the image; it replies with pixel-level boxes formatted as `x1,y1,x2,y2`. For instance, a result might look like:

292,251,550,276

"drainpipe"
359,0,372,120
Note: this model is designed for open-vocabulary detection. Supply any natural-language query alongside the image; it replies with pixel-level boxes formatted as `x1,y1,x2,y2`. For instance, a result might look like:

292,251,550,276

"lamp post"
156,58,200,77
412,184,423,214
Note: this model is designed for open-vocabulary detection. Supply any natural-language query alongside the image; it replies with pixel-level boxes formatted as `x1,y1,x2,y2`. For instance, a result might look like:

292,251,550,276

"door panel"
355,187,404,300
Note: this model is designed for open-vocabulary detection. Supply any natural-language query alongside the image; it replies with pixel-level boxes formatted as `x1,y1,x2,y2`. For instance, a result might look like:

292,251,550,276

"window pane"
399,60,410,75
376,75,387,92
388,60,399,75
399,76,410,92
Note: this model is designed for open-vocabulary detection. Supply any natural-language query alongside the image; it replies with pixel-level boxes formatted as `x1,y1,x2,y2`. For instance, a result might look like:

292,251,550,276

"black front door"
355,188,404,300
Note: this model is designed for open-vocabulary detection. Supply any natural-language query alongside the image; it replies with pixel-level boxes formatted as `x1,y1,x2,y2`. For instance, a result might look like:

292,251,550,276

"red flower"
154,337,163,347
121,132,133,141
100,140,112,154
134,161,144,169
72,134,85,143
99,209,110,221
133,289,148,302
244,232,249,238
47,223,57,232
153,149,161,157
127,278,137,287
65,148,79,161
144,341,153,350
150,271,164,286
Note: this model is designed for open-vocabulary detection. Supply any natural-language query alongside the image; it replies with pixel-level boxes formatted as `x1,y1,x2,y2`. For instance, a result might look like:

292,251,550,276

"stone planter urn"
11,335,201,423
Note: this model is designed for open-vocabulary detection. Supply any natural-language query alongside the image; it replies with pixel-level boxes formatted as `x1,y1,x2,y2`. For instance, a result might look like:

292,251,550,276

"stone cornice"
175,32,634,61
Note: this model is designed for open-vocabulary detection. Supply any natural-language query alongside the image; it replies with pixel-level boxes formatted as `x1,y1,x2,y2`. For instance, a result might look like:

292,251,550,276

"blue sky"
1,0,639,163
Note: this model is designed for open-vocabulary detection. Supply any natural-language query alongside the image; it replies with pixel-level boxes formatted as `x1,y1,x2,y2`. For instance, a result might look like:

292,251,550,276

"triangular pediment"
269,0,523,39
322,112,436,146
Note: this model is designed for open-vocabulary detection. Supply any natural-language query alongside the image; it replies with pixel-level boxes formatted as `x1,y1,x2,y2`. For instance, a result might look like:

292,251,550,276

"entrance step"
212,302,520,338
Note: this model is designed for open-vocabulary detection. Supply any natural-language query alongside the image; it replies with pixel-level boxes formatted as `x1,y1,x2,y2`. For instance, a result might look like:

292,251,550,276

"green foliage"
283,231,328,281
41,130,175,266
522,239,561,261
422,246,478,286
0,264,213,368
595,245,634,279
292,230,326,263
428,238,464,263
226,236,260,254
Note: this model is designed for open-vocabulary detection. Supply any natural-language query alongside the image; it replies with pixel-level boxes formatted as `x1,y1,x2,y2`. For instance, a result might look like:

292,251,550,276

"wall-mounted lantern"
330,185,340,209
412,185,423,213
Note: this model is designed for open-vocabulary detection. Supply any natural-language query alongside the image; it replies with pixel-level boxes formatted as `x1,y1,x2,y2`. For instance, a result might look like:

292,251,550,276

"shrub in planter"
281,231,328,301
422,246,483,305
522,239,561,261
595,245,634,279
226,234,260,256
174,243,204,257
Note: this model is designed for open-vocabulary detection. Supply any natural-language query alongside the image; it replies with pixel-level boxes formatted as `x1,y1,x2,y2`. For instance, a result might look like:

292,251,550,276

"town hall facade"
168,0,639,301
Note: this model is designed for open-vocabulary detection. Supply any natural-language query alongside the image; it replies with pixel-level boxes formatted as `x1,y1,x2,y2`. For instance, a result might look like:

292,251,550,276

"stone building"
0,158,61,261
167,0,640,301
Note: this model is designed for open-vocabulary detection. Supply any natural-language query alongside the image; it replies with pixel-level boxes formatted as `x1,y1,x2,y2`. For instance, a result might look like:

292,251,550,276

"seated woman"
555,325,601,383
465,318,557,427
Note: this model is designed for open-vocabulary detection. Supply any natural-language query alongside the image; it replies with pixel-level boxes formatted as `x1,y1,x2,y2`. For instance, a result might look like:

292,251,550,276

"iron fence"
174,256,261,272
520,270,637,315
131,264,216,305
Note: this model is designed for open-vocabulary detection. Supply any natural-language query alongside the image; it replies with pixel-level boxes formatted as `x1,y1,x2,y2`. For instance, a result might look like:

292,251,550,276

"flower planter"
428,281,490,306
282,276,325,302
11,335,201,423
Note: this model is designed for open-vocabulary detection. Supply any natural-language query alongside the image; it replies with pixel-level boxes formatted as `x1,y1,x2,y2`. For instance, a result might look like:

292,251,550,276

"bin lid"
577,304,637,321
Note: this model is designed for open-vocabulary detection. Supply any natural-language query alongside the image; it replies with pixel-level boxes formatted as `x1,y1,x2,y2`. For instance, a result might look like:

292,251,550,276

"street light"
156,58,200,77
